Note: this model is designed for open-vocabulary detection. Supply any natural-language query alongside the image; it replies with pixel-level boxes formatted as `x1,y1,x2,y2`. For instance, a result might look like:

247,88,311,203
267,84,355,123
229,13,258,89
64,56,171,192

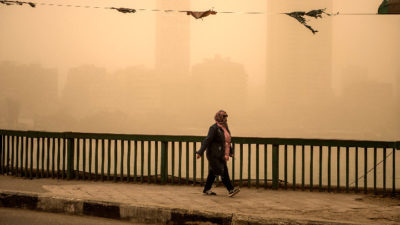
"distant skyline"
0,1,395,90
0,59,398,140
0,0,399,140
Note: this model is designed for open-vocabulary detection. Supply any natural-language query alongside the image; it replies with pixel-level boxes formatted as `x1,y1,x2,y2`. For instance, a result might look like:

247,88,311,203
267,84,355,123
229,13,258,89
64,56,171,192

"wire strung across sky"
0,0,385,15
0,0,397,34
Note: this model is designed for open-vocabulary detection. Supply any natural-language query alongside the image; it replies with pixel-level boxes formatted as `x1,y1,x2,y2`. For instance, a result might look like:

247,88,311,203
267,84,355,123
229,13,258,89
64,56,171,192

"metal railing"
1,129,399,195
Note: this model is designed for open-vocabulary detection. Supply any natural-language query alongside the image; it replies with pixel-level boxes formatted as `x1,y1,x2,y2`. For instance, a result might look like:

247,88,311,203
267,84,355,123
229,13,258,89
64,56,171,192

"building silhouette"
340,65,396,139
155,0,191,118
62,65,109,119
155,0,190,76
266,0,334,134
0,62,58,130
190,55,248,129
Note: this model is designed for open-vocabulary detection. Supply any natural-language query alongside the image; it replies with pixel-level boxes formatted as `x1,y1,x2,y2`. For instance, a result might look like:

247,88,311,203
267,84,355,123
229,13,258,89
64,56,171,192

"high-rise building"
266,0,333,130
155,0,191,117
155,0,190,76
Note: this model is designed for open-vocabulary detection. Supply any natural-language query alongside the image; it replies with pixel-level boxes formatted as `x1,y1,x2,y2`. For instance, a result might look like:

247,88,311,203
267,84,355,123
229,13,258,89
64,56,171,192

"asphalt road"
0,208,148,225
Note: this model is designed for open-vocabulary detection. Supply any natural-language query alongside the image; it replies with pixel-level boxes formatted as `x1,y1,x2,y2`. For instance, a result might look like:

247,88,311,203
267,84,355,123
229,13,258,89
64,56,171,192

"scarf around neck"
216,122,231,156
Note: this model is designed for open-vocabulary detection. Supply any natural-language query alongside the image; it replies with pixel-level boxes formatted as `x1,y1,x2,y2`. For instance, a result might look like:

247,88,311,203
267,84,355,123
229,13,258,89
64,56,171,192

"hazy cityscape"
0,57,398,140
0,1,399,138
0,1,400,224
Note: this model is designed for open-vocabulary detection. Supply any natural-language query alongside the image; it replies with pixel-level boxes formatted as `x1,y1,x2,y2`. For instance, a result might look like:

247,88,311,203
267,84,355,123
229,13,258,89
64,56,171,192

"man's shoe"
203,190,217,195
228,188,240,197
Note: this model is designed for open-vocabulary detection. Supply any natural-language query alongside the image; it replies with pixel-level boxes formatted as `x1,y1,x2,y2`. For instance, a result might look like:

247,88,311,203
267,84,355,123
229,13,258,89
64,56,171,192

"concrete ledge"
0,191,39,210
38,196,83,214
120,204,172,224
170,209,232,225
0,190,358,225
232,214,356,225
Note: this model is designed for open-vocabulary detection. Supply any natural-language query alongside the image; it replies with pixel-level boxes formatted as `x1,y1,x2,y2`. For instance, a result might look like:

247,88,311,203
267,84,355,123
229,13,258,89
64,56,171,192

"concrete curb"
0,190,357,225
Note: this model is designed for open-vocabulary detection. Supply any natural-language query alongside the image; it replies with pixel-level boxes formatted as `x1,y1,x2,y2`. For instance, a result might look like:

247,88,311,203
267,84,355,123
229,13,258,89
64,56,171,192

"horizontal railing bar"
0,130,65,138
232,137,399,149
0,130,203,142
1,130,398,149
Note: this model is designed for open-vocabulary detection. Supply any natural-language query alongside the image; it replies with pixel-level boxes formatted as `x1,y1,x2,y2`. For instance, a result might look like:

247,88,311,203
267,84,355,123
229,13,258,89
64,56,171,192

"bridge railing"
1,129,399,195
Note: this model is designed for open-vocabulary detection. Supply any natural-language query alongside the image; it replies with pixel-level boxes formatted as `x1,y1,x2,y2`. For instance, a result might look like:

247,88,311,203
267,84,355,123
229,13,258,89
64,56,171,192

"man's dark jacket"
196,123,233,175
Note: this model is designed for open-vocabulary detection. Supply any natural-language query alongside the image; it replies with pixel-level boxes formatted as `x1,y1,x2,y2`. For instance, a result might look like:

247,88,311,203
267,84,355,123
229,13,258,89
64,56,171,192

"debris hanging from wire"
0,0,35,7
110,7,136,14
285,8,337,34
186,10,217,19
2,1,397,34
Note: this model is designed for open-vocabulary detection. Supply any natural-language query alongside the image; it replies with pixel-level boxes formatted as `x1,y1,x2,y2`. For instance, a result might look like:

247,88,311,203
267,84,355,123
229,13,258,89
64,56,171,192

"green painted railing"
1,129,399,195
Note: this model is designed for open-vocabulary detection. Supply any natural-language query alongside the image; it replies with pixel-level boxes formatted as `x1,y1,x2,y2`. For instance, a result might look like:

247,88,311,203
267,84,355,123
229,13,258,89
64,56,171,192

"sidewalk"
0,176,399,225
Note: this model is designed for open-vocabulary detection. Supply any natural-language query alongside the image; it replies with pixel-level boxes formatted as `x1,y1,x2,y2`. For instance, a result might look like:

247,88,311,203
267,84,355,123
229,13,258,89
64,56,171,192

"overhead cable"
1,0,397,34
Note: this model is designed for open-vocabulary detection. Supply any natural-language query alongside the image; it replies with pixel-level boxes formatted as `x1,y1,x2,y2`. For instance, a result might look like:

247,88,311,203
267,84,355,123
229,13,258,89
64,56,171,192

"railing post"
0,134,3,174
165,141,168,184
161,141,164,184
66,136,75,180
393,145,397,195
394,141,400,195
193,142,196,186
272,144,279,190
161,141,168,184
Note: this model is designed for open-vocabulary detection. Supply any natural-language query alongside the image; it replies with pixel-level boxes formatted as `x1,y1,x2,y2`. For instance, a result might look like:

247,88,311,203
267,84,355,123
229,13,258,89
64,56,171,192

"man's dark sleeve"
196,125,215,156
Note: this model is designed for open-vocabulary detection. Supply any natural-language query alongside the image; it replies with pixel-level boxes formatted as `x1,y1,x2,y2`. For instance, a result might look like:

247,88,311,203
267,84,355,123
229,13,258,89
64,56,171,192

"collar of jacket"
214,123,231,135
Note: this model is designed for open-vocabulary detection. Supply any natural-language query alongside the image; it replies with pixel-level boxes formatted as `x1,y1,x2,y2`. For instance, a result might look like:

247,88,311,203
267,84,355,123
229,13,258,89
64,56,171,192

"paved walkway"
0,176,399,225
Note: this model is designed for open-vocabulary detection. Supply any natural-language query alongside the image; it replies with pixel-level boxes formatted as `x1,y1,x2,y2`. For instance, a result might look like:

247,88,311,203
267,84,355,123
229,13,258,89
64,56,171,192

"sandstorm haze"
0,0,399,140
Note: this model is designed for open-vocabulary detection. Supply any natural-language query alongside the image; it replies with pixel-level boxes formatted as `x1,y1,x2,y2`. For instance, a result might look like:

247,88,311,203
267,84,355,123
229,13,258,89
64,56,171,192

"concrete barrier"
0,190,358,225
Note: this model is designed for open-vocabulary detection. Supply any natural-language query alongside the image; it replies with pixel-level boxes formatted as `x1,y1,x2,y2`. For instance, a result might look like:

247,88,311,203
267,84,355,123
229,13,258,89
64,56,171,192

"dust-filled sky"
0,0,399,140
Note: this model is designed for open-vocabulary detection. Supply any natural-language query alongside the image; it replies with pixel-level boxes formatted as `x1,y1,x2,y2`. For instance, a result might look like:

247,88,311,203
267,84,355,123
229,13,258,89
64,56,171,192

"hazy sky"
0,0,399,139
0,0,397,86
0,0,267,88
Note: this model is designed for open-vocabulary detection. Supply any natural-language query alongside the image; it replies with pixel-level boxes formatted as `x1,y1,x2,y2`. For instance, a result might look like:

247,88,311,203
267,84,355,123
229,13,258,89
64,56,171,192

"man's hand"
225,155,229,161
196,153,201,159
